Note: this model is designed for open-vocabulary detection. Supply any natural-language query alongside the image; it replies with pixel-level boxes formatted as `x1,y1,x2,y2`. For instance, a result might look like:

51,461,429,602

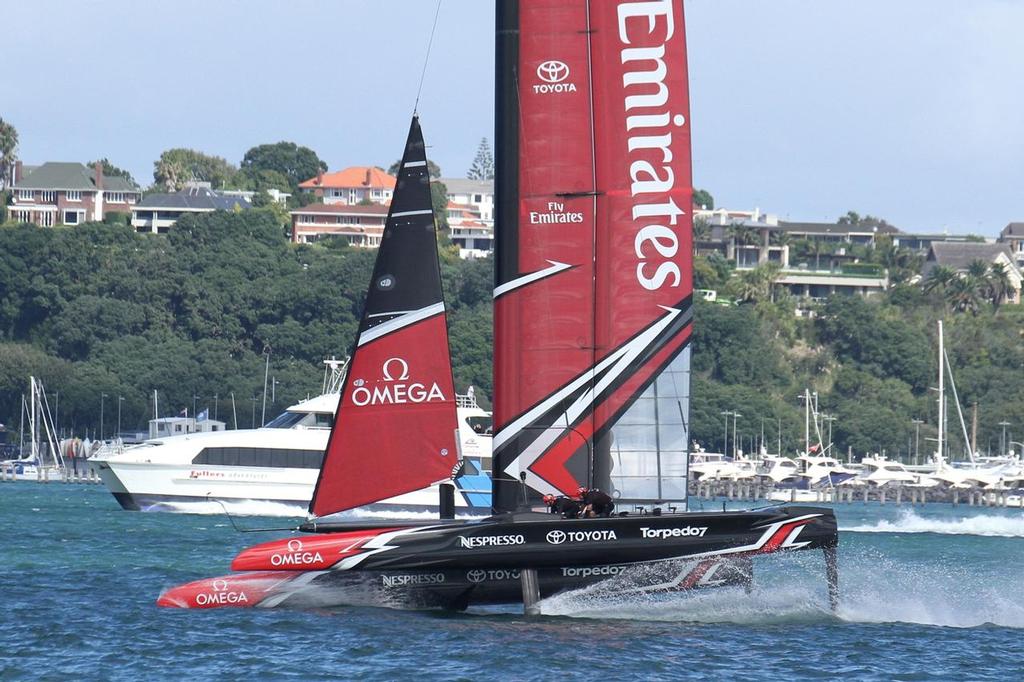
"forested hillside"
1,212,1021,460
0,212,490,435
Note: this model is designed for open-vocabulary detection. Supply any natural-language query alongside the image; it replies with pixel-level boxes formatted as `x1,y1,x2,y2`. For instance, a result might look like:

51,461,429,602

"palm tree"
988,262,1013,312
769,229,790,247
923,265,957,296
693,216,712,242
946,275,982,315
727,222,760,246
0,117,17,189
807,238,836,271
727,263,782,304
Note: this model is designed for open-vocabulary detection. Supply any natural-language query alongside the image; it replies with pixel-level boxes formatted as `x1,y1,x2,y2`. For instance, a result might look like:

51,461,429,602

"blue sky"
5,0,1021,235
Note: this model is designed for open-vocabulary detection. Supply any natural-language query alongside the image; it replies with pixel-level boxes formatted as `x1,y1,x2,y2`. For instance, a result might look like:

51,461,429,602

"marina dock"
0,461,103,485
688,480,1024,509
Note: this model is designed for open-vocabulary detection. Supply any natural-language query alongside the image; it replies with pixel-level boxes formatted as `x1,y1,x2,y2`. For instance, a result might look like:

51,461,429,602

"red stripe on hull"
231,528,403,572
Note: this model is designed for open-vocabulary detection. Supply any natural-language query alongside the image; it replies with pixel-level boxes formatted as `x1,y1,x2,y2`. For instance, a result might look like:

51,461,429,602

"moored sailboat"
158,0,838,614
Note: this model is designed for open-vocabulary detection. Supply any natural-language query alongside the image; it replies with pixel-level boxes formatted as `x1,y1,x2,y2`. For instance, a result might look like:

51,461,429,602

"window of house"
371,189,382,198
349,189,358,203
473,194,483,203
66,190,81,201
41,190,56,202
331,189,345,198
107,192,125,203
15,210,31,222
41,212,54,227
16,189,33,201
63,211,80,225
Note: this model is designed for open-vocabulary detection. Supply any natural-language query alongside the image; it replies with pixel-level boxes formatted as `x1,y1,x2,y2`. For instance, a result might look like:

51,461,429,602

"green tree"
874,237,922,285
691,302,788,388
153,148,236,191
431,179,450,234
692,188,714,210
88,158,138,188
0,117,16,188
693,216,711,241
239,141,327,190
816,296,932,391
467,138,494,180
837,210,896,232
988,262,1013,312
727,222,760,247
923,265,957,298
946,276,982,315
230,168,292,193
726,263,781,304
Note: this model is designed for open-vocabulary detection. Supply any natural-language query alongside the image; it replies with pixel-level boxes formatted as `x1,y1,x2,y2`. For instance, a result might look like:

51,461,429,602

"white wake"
151,499,308,517
541,550,1024,629
841,509,1024,537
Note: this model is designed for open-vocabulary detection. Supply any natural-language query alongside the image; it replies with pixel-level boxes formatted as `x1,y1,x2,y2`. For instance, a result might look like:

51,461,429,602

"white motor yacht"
756,454,801,485
93,390,493,514
796,453,858,487
845,455,922,487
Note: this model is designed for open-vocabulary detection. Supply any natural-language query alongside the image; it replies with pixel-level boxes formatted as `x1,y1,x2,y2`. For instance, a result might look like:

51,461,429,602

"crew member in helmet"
543,493,582,519
577,486,615,518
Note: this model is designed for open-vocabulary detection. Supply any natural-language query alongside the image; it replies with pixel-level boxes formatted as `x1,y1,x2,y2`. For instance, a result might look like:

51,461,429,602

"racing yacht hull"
158,506,838,610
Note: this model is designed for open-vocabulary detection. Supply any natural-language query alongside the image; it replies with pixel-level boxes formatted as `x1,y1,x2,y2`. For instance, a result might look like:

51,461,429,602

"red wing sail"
493,0,693,510
309,117,458,517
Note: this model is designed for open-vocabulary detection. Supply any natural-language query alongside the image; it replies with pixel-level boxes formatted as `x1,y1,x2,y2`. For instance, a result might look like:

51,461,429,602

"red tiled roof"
298,166,396,190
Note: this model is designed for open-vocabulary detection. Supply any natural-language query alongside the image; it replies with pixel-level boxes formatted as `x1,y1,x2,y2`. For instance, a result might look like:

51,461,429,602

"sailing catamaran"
158,0,838,614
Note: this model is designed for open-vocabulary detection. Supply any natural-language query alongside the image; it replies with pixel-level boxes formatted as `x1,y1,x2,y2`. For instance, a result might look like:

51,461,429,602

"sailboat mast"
944,346,975,464
29,378,37,460
937,320,944,460
804,389,810,456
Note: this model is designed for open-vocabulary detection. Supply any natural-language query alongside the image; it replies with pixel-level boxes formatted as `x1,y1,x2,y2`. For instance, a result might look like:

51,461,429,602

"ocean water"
2,484,1023,681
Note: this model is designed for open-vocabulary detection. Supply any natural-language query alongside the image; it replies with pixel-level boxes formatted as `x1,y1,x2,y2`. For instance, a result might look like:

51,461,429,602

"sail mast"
937,320,944,460
493,0,695,512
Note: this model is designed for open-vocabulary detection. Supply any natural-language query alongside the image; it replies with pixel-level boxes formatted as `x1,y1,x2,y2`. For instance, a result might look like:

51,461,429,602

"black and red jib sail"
493,0,695,511
309,116,458,518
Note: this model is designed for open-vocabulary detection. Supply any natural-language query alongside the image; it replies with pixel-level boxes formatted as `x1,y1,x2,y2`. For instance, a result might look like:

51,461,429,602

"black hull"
232,557,756,611
299,507,837,572
159,506,839,610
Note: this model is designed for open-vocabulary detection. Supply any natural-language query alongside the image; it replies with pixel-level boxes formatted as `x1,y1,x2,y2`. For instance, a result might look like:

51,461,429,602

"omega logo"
382,358,410,382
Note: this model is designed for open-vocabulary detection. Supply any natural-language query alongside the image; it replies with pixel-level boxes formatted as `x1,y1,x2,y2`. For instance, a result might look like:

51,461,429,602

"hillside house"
7,161,140,226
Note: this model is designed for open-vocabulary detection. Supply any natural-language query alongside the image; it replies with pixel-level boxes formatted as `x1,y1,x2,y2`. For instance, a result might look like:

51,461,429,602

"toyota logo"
546,530,566,545
287,539,303,552
537,60,570,84
467,569,487,583
212,579,229,592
